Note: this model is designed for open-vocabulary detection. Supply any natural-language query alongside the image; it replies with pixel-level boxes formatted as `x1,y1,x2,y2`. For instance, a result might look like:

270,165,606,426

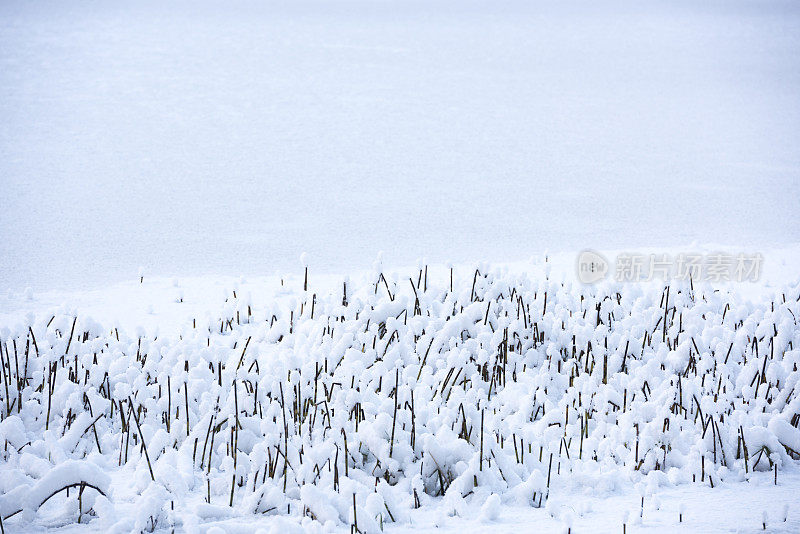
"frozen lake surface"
2,0,799,291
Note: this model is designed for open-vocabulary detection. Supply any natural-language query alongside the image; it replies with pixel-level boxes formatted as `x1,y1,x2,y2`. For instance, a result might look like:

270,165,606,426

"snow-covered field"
2,0,800,291
2,261,800,533
2,0,800,533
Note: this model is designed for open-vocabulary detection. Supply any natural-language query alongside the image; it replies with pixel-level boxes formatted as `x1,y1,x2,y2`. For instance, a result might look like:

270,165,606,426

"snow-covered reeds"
1,265,799,531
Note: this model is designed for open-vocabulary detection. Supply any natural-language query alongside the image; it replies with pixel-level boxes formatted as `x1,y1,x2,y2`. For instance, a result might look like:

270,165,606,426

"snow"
22,460,111,517
479,493,501,522
0,415,26,450
1,263,800,532
2,0,800,292
1,0,799,532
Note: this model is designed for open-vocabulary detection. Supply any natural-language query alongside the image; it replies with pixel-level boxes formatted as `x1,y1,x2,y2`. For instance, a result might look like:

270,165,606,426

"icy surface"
2,0,800,291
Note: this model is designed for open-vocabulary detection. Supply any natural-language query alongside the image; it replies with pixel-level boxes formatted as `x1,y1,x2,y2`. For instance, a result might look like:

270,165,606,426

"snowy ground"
2,0,800,291
2,260,800,533
4,245,800,335
2,0,800,533
14,469,800,533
